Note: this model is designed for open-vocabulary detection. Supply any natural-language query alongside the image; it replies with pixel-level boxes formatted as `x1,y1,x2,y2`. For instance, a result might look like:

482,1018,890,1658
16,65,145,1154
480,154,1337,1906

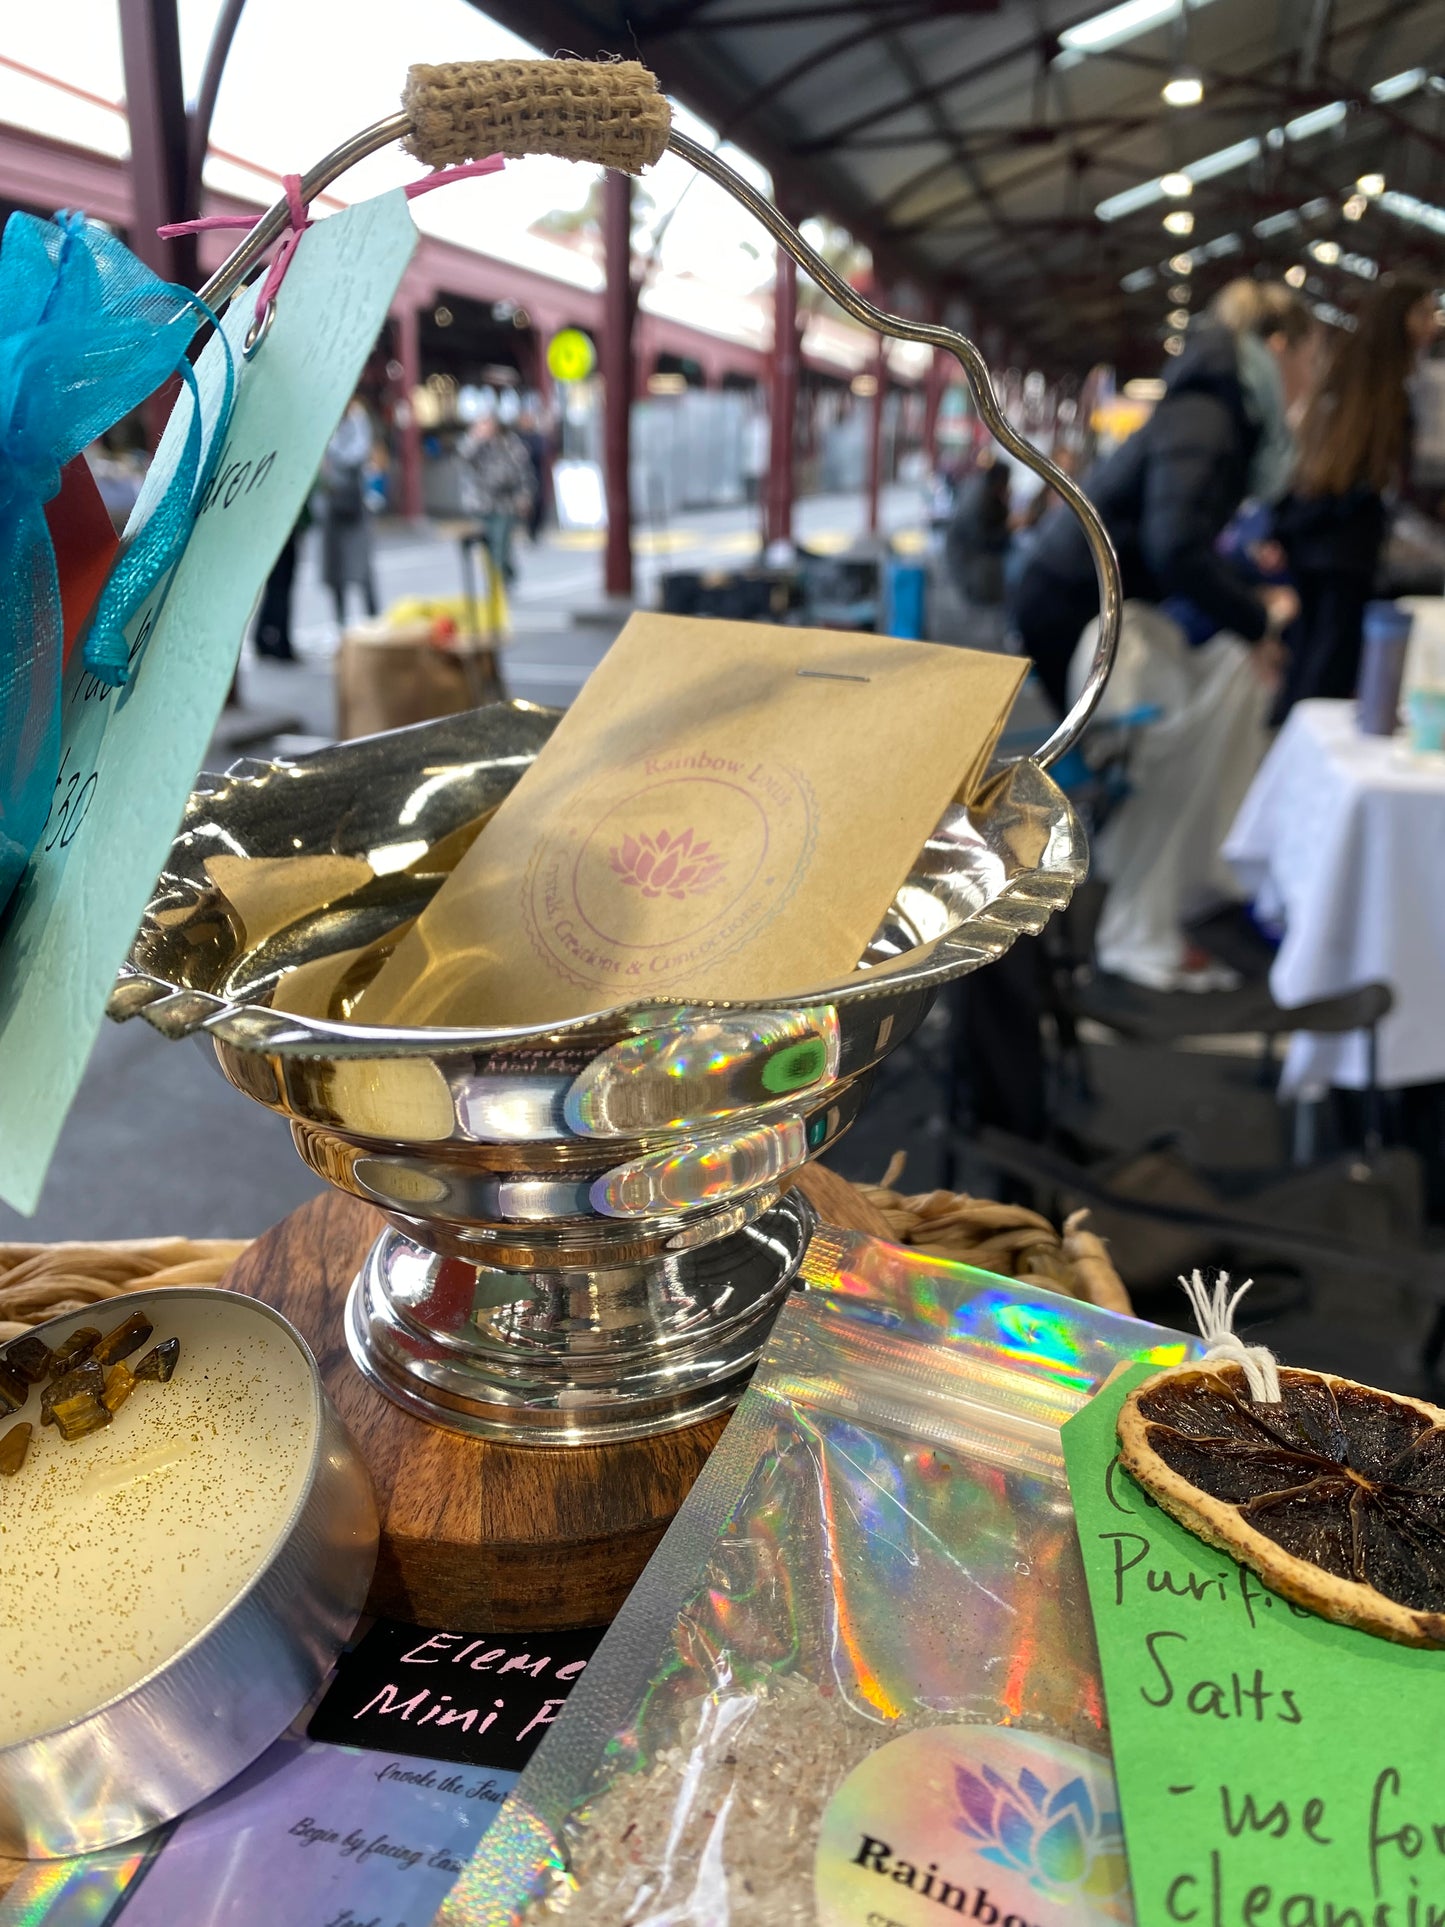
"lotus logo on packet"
953,1761,1129,1903
608,827,727,900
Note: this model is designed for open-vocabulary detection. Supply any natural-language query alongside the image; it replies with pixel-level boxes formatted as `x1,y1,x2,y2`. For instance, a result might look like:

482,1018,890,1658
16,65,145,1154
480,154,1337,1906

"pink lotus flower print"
608,826,727,900
954,1760,1128,1904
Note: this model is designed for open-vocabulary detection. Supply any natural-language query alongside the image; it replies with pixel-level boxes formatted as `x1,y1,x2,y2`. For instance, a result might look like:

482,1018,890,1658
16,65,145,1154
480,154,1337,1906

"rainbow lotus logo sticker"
608,827,727,900
953,1762,1129,1903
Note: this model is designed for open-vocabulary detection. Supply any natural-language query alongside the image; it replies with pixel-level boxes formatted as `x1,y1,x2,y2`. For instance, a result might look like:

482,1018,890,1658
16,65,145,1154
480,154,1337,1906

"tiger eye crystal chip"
101,1362,136,1413
49,1327,102,1376
3,1334,52,1385
41,1360,104,1428
93,1311,154,1367
134,1338,179,1383
0,1422,31,1475
0,1363,26,1417
53,1394,111,1442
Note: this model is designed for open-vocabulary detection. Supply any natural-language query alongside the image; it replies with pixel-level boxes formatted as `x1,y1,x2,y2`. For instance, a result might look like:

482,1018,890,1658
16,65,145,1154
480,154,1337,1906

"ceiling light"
1285,264,1307,287
1163,209,1195,234
1187,137,1261,182
1160,172,1193,197
1058,0,1222,60
1096,180,1176,221
1357,173,1385,197
1169,253,1195,274
1343,193,1368,222
1170,283,1191,303
1379,189,1445,239
1283,101,1348,141
1168,307,1191,328
1162,72,1204,107
1094,135,1260,223
1311,239,1341,266
1369,69,1425,104
1164,335,1186,355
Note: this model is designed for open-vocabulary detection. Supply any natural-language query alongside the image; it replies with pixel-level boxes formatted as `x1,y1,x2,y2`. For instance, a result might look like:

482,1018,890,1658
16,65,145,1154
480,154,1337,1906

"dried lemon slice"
1117,1363,1445,1647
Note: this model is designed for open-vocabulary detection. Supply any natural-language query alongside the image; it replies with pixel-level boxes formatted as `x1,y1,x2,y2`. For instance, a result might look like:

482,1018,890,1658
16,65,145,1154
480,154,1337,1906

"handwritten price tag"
0,190,417,1213
1062,1365,1445,1927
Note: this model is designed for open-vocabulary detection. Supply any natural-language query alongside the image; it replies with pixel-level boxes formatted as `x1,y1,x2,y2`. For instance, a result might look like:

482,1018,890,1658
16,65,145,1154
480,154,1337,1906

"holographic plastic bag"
443,1227,1196,1927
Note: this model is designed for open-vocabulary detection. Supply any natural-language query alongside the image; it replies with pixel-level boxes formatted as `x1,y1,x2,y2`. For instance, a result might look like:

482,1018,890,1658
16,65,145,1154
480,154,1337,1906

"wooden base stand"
225,1170,886,1632
226,1191,719,1630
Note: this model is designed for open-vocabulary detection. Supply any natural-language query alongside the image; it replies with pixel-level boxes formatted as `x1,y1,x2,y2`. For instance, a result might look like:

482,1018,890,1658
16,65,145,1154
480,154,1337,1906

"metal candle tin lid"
0,1288,378,1859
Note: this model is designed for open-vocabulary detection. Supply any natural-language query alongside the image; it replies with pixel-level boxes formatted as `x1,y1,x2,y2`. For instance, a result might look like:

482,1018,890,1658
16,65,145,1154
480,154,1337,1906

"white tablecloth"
1223,699,1445,1094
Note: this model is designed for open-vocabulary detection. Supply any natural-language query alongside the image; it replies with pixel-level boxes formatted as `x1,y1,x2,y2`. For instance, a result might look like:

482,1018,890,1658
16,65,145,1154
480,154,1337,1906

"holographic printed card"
356,613,1026,1027
0,1740,513,1927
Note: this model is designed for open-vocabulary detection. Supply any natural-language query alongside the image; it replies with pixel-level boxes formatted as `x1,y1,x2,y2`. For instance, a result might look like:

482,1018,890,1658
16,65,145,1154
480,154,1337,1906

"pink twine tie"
159,155,505,325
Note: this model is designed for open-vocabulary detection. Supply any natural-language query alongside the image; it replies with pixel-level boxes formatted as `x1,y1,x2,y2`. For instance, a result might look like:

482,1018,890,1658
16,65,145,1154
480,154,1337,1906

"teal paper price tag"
1062,1365,1445,1927
0,190,417,1213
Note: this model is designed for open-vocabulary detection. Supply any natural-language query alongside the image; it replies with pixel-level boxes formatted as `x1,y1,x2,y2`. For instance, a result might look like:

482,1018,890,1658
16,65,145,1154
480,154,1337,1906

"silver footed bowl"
112,702,1085,1445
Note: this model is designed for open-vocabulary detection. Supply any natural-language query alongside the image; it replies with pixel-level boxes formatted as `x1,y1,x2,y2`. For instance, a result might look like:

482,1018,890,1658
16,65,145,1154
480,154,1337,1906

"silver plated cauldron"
110,64,1120,1445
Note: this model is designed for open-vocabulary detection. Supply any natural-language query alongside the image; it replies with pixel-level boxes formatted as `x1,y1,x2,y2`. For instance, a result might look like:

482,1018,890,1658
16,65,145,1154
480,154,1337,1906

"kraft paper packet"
354,614,1027,1028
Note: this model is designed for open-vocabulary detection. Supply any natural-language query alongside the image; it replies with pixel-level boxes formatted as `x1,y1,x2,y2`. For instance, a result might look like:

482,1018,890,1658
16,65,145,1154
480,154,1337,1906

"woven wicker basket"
852,1156,1132,1315
0,1239,250,1343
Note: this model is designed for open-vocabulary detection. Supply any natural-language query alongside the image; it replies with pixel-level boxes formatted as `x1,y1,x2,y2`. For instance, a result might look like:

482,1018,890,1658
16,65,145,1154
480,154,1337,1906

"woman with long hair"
1273,273,1438,715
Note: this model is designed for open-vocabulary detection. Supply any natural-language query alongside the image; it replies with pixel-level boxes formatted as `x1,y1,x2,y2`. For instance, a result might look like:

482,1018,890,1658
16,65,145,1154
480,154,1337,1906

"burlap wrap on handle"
402,59,671,173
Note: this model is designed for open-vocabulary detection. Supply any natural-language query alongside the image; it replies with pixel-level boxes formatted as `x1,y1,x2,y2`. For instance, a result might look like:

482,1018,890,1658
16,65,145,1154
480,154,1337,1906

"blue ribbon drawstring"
0,209,233,912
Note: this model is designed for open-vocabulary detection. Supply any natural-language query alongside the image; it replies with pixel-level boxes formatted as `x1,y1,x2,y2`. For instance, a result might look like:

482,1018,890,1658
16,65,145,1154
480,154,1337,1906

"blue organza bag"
0,210,228,913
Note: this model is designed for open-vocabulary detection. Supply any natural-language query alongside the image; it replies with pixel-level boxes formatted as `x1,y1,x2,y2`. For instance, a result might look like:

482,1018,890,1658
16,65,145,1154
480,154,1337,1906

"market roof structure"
473,0,1445,370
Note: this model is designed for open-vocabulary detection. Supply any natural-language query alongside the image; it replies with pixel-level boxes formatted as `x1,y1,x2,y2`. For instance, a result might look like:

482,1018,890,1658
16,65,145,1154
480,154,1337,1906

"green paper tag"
1061,1364,1445,1927
0,190,417,1213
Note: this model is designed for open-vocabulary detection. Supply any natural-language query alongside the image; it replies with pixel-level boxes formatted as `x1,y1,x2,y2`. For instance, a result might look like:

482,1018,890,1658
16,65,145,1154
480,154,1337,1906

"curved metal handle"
198,91,1121,770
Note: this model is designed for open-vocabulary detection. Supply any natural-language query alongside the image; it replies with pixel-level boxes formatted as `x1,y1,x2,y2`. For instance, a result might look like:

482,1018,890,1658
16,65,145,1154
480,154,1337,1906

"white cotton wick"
1180,1268,1282,1405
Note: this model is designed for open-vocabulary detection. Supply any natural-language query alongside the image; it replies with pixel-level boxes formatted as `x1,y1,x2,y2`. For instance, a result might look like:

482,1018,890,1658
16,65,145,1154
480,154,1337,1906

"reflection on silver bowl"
112,704,1085,1445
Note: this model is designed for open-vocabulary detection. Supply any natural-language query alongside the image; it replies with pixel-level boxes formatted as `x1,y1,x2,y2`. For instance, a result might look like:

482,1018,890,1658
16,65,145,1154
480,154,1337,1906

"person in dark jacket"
1272,273,1438,719
1010,279,1314,710
945,458,1012,609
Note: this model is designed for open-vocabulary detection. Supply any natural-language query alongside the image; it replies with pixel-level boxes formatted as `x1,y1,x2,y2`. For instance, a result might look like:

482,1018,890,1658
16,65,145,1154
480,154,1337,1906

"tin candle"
0,1289,376,1858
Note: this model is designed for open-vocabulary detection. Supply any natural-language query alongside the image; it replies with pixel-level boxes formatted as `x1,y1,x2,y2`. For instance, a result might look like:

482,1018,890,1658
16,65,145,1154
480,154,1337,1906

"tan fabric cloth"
403,59,671,174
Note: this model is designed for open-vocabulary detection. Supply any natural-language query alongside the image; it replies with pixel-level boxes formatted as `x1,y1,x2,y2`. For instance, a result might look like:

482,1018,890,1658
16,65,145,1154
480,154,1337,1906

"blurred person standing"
254,506,307,661
514,406,548,542
461,414,535,586
1011,280,1314,711
1273,273,1438,717
946,459,1012,602
945,458,1012,644
319,396,378,627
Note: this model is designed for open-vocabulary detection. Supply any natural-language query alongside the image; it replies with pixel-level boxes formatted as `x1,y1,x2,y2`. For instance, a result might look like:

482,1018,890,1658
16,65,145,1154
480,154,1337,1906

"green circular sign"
547,328,597,383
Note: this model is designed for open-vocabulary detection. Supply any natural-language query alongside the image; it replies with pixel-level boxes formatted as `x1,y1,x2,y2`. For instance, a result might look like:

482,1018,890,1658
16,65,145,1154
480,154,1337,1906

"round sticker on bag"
814,1725,1131,1927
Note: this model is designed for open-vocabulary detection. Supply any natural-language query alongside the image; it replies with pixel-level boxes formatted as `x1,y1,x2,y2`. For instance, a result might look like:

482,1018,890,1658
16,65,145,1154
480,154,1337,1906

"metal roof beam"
790,0,1117,154
648,0,994,31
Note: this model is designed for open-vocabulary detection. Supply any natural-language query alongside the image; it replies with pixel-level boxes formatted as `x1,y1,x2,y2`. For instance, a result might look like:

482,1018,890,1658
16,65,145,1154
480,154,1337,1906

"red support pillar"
602,169,634,601
118,0,196,288
765,242,798,549
865,326,888,535
395,304,423,521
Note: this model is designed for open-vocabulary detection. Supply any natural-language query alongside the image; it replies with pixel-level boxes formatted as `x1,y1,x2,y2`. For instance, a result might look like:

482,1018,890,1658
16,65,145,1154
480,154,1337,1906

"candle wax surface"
0,1295,317,1748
